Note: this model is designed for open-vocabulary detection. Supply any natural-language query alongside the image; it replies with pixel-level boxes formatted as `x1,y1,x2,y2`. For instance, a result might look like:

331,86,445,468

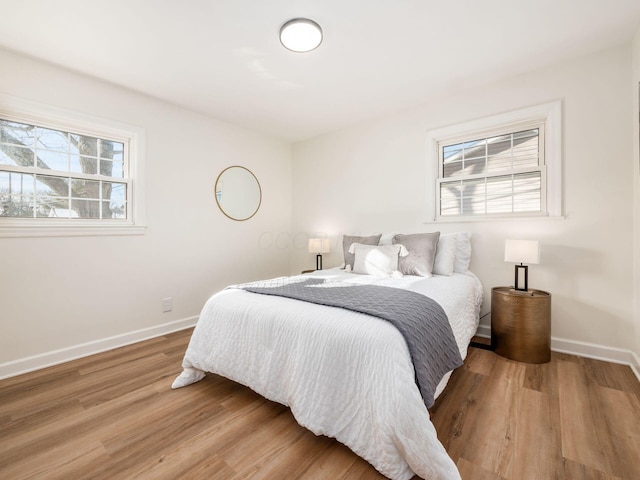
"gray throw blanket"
235,277,462,408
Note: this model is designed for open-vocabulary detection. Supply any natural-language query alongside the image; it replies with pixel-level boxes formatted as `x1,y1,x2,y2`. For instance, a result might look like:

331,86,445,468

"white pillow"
433,234,457,276
349,243,408,276
342,234,382,270
378,233,395,246
454,232,472,273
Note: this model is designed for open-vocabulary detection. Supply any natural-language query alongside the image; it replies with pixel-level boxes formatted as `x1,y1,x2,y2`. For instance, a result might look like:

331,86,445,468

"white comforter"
172,269,483,480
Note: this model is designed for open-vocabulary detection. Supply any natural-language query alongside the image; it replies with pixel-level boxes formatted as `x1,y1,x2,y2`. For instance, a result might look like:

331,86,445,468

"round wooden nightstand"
491,286,551,364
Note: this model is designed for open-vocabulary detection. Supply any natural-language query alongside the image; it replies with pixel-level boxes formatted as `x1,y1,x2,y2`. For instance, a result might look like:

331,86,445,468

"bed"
172,234,483,480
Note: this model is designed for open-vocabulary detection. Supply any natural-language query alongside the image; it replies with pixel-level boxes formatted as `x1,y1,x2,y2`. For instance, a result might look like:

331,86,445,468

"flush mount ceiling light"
279,18,323,53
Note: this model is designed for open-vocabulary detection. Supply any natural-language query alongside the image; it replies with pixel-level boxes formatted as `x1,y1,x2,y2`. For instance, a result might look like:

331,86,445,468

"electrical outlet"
162,297,173,313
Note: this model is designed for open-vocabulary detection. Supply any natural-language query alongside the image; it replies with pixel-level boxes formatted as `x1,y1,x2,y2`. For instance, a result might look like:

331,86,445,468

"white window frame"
425,101,562,222
0,94,146,237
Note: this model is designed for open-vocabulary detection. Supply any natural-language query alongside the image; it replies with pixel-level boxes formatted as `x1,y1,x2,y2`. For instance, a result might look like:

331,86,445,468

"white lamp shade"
504,239,540,264
308,238,330,254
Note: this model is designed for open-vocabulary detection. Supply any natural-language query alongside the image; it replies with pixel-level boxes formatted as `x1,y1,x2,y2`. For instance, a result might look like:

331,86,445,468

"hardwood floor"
431,340,640,480
0,330,638,479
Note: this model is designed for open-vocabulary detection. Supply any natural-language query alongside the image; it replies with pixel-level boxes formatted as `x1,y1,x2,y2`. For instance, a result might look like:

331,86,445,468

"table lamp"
504,239,540,291
308,238,330,270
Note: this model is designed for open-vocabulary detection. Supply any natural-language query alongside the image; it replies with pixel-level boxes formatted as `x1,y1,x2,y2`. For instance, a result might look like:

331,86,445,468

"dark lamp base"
514,264,529,291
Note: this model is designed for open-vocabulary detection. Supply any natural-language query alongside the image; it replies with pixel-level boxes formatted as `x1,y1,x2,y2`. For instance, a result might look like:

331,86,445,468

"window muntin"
0,119,128,220
436,125,545,218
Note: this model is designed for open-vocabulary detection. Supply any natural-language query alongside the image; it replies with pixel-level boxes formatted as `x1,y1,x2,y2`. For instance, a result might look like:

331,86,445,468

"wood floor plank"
464,345,497,377
297,440,363,480
582,357,640,396
233,427,334,480
75,336,171,375
123,397,282,480
1,329,639,480
557,360,619,476
76,353,177,407
0,369,84,420
561,458,622,480
223,409,307,473
511,387,561,480
454,359,525,478
522,357,558,393
457,457,503,480
430,365,487,463
0,379,159,462
338,458,389,480
176,455,237,480
595,385,640,479
0,397,86,442
0,436,108,480
95,393,277,479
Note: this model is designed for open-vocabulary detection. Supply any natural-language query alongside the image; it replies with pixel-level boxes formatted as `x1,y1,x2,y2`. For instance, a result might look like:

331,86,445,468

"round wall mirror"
214,166,262,221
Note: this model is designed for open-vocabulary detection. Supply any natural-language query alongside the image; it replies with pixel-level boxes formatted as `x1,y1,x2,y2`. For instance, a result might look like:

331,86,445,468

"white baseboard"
476,323,491,339
3,317,638,384
474,326,640,383
0,316,198,381
631,352,640,382
550,337,631,364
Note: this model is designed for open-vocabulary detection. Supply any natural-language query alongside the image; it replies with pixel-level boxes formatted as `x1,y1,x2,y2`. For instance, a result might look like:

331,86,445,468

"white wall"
632,26,640,368
292,45,636,353
0,48,292,370
2,39,638,375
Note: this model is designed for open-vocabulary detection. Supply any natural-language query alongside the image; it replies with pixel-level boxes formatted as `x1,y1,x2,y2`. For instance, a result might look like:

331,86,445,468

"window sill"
425,213,565,224
0,222,147,238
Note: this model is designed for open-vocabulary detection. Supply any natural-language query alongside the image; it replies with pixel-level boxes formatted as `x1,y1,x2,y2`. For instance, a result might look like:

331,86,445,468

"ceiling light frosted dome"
279,18,323,53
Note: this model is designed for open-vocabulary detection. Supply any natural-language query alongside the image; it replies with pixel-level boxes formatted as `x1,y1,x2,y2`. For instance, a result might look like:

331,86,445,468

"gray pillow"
342,234,382,269
392,232,441,277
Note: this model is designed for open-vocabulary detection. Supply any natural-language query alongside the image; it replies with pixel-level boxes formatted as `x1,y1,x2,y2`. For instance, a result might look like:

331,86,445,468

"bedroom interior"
1,1,640,479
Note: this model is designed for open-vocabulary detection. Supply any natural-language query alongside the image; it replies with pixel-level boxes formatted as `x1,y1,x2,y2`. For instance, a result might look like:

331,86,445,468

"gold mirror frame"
214,166,262,221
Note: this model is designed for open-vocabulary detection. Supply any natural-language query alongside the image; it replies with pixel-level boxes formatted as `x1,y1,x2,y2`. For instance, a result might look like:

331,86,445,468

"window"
1,120,128,219
0,94,145,237
426,101,561,222
439,126,544,216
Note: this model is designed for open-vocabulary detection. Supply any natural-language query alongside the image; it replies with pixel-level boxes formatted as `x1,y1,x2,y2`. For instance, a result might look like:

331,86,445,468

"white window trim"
425,100,562,223
0,93,146,237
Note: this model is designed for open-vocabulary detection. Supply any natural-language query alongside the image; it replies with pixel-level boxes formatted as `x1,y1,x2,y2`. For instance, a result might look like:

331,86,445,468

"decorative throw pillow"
433,234,457,276
342,234,382,269
392,232,440,277
349,243,409,276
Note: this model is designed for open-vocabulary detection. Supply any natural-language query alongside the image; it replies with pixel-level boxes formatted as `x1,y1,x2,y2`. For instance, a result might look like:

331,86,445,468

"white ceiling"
1,0,640,142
